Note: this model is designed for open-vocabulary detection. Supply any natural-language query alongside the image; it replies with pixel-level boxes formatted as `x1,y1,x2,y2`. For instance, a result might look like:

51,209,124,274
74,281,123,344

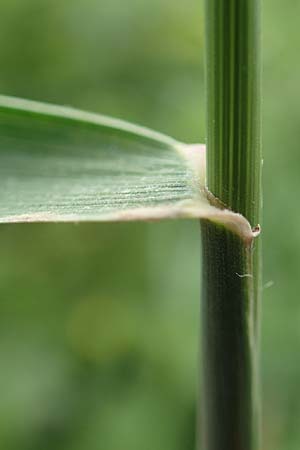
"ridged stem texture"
206,0,261,224
200,1,262,450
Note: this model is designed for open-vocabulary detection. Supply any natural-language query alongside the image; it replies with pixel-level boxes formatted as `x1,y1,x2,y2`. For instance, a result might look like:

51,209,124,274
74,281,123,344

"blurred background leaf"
0,0,299,449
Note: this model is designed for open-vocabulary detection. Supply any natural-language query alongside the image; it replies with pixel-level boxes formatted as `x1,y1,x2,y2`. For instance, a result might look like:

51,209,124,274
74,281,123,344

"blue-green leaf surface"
0,96,255,240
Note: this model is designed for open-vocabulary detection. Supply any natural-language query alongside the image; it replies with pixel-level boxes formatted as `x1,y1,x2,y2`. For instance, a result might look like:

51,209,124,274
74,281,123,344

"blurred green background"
0,0,299,449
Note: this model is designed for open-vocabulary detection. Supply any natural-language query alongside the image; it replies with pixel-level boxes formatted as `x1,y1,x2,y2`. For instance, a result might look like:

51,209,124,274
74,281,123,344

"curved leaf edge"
0,95,259,244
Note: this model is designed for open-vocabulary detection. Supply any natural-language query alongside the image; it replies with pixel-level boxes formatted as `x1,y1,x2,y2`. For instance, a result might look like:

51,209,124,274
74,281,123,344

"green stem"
200,223,260,450
200,1,262,449
205,0,261,225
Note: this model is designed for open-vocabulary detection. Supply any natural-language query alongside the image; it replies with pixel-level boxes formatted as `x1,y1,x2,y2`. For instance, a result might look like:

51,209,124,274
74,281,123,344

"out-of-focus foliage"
0,0,299,449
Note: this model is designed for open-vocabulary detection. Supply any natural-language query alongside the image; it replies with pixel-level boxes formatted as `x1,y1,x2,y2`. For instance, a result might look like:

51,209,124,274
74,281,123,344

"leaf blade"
0,96,256,242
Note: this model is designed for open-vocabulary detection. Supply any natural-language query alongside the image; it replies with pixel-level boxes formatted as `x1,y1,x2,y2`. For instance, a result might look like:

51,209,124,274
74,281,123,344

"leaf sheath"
200,0,262,449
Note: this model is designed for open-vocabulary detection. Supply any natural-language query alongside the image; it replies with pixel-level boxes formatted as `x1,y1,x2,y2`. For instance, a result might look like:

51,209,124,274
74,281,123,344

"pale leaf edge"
0,95,260,244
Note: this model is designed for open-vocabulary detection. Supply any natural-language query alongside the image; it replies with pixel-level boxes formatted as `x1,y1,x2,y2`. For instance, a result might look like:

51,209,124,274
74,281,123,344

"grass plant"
0,1,262,448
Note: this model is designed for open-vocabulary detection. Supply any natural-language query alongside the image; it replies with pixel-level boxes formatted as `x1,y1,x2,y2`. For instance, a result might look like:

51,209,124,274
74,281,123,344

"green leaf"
0,96,255,240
